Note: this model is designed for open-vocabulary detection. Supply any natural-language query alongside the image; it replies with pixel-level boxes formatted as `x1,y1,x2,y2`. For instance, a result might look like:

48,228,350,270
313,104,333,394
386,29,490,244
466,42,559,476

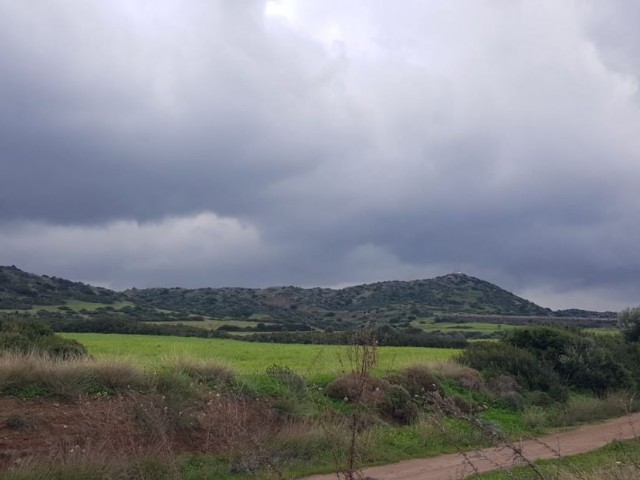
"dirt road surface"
304,412,640,480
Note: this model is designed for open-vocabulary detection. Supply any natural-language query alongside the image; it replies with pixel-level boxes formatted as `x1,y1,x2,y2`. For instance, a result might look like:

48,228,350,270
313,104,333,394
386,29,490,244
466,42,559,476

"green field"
413,320,523,333
413,319,618,336
144,319,272,330
61,332,458,379
0,300,134,314
64,300,134,311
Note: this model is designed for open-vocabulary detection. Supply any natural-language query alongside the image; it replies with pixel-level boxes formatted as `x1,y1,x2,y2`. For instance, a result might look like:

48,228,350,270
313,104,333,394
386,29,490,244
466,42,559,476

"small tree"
618,307,640,342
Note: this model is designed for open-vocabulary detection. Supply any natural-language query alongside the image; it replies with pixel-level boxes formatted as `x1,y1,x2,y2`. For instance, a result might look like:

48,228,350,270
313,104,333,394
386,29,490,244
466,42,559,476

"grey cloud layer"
1,0,639,309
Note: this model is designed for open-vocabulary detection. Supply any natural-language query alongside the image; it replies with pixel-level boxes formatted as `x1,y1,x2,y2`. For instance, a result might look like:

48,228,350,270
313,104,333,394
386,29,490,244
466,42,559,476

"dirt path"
304,412,640,480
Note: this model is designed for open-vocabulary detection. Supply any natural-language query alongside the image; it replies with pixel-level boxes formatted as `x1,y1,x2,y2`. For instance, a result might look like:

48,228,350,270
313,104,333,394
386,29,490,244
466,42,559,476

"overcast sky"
1,0,639,310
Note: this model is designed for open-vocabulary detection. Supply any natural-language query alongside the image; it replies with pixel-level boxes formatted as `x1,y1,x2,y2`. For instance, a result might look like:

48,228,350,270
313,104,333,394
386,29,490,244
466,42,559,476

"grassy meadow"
61,332,458,380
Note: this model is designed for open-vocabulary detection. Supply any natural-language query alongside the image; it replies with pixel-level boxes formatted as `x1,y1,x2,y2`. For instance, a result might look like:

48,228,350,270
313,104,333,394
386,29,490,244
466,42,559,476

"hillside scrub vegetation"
3,266,617,338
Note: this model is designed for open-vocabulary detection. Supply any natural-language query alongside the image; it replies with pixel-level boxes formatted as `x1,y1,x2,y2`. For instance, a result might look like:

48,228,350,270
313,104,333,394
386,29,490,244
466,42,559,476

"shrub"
459,341,565,399
376,384,419,425
506,327,574,364
325,374,389,404
442,395,479,415
485,374,526,411
36,335,87,359
387,365,439,397
432,361,484,391
154,369,197,400
0,332,30,352
0,317,88,358
528,391,555,407
486,375,520,396
325,373,421,424
506,326,636,394
497,391,526,411
619,306,640,342
557,341,634,394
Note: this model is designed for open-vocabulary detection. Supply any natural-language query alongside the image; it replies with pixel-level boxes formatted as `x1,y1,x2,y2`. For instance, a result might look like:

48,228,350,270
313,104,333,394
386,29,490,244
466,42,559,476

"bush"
459,341,565,399
36,335,87,359
0,332,29,352
506,326,636,394
557,340,634,394
377,384,419,425
386,365,439,397
497,391,526,411
432,361,484,391
506,327,574,364
619,306,640,342
154,369,196,400
0,317,87,358
325,374,389,404
486,375,520,396
442,395,479,415
527,391,555,407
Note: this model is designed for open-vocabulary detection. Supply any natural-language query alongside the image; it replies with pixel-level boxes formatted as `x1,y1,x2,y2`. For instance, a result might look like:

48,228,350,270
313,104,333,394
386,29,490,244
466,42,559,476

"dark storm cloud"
0,0,356,223
1,0,640,310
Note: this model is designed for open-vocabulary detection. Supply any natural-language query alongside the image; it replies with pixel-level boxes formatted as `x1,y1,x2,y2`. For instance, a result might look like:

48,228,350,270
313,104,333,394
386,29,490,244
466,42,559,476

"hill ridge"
0,266,614,325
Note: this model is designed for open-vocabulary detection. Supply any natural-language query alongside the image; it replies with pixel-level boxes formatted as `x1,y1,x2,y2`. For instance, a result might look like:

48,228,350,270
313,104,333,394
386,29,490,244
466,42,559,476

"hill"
0,265,121,309
124,273,554,325
0,266,615,330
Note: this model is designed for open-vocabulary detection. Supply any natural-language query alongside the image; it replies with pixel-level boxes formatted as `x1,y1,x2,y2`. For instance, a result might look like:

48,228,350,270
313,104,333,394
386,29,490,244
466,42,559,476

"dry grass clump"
0,351,149,397
164,356,236,387
0,351,42,391
0,351,86,397
550,393,636,427
268,421,335,461
432,360,484,391
487,375,520,396
0,351,239,399
86,362,150,392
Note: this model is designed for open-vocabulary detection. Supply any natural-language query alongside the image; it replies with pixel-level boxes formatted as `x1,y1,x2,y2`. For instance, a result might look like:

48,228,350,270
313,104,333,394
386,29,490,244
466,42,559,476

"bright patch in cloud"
264,0,296,23
0,213,267,288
